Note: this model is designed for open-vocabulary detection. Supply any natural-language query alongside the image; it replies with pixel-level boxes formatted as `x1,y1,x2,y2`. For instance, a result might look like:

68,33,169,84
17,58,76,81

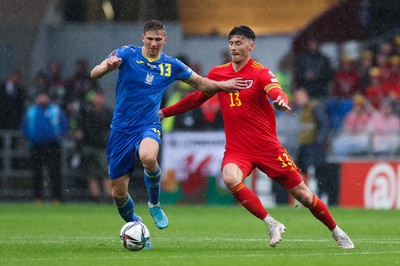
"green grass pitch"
0,203,399,266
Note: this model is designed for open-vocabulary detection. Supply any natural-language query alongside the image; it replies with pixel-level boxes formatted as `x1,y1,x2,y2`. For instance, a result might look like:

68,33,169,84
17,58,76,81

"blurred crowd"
0,59,112,202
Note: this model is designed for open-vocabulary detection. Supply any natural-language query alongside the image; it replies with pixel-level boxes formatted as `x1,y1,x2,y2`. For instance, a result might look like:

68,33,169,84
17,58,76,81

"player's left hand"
273,96,291,111
220,78,247,92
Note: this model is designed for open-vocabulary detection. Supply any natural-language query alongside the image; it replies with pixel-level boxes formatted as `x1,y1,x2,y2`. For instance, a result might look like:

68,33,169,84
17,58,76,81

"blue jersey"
108,45,193,134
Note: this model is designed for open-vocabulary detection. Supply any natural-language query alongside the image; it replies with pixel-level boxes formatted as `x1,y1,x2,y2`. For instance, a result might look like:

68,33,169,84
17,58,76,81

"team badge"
245,80,253,89
145,73,154,85
108,50,117,57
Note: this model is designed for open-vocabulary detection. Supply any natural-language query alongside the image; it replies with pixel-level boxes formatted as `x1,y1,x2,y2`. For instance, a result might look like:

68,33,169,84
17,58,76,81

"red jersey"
162,59,301,187
163,59,287,154
207,59,284,154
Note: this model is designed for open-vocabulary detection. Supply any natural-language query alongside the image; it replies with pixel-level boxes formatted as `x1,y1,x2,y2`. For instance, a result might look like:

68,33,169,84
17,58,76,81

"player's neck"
232,57,251,72
142,47,160,62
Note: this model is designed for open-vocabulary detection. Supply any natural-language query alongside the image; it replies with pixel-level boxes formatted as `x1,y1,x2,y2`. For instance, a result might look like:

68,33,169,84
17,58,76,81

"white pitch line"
1,237,400,245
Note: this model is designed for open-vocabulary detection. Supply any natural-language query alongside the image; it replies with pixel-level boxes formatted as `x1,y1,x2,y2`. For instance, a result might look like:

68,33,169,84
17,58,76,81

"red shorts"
222,147,302,190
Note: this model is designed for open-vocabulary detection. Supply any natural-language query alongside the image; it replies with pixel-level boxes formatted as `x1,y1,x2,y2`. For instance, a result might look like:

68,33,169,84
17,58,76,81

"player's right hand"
273,95,292,111
107,56,121,70
220,77,247,92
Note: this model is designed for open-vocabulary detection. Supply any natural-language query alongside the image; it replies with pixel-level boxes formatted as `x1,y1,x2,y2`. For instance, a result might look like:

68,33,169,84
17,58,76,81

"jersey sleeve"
106,45,132,64
161,90,211,117
260,68,288,103
174,58,194,81
260,68,282,94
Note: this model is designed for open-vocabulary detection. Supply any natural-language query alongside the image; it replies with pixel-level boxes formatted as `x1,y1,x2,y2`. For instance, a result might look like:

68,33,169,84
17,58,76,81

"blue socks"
144,167,161,205
114,194,139,222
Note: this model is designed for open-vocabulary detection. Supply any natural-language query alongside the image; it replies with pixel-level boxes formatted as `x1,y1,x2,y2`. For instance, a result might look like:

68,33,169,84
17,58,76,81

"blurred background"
1,0,400,209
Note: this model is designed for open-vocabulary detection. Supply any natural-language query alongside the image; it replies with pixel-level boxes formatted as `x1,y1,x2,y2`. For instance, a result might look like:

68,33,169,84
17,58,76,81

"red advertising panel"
340,161,400,209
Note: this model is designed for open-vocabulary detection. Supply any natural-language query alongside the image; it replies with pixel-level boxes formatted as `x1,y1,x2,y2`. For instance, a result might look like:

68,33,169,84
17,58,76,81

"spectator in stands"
65,59,98,108
294,39,333,99
75,89,112,202
27,71,49,105
331,55,362,98
20,90,69,203
358,50,374,92
365,67,386,109
46,61,66,106
0,70,26,130
276,97,299,158
294,87,331,200
64,59,99,129
275,52,294,99
378,41,394,57
331,94,372,157
394,35,400,55
326,55,362,131
368,98,400,156
375,52,392,83
382,55,400,100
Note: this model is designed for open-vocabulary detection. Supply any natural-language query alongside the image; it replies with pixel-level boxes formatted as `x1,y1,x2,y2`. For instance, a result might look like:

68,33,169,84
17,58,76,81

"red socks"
308,194,337,230
230,182,268,220
230,183,336,231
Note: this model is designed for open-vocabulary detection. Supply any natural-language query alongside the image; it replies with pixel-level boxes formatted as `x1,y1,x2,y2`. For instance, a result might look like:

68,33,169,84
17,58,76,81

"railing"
0,130,146,202
328,131,400,162
0,130,78,200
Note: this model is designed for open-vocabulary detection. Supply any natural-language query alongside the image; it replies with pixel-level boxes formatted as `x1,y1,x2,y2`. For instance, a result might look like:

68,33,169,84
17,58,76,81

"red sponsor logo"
340,161,400,209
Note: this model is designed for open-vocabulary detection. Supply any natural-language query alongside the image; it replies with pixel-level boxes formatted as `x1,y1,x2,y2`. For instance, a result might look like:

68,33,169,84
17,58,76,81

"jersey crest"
245,80,253,89
145,73,154,85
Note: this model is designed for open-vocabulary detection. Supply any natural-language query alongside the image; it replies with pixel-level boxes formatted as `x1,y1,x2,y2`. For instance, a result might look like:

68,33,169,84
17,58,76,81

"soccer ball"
119,221,150,251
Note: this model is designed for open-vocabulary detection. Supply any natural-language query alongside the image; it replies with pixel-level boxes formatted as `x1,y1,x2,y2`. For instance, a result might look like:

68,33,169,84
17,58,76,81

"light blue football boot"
148,202,169,229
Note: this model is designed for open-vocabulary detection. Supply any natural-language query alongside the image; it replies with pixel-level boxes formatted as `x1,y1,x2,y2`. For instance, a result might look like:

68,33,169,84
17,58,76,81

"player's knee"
140,154,157,169
298,191,314,207
111,187,127,204
222,174,241,189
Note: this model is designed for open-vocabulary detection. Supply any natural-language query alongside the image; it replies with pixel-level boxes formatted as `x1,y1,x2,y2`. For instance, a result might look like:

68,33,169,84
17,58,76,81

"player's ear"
141,34,145,43
249,41,255,51
164,36,167,44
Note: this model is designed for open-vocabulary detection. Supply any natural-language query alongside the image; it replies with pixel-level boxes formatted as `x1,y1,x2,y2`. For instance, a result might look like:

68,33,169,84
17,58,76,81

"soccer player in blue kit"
91,20,245,235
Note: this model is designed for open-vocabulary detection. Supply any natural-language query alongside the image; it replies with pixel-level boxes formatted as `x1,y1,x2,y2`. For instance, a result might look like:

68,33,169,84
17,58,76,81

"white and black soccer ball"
119,221,150,251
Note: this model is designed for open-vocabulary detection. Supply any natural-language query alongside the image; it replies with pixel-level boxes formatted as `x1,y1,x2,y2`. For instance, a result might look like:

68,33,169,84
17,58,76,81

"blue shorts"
107,125,162,180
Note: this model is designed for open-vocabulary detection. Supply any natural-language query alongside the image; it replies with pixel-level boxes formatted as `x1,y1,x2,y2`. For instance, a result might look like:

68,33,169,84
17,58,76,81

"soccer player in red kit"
159,26,354,249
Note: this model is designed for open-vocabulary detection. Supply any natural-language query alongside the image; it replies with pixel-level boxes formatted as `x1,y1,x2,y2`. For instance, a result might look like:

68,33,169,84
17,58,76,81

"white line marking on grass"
2,237,400,245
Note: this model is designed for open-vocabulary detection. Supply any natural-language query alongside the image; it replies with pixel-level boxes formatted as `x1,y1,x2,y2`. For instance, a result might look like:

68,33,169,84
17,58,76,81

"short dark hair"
228,25,256,41
143,20,166,34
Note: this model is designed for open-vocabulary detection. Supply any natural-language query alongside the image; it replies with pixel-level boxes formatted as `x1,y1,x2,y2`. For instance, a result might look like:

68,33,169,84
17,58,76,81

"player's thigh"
222,151,253,187
256,149,302,190
137,125,162,164
107,130,137,180
138,138,159,163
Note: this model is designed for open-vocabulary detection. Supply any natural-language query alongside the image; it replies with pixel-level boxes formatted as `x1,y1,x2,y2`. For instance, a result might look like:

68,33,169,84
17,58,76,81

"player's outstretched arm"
90,56,121,79
160,90,212,119
185,73,246,93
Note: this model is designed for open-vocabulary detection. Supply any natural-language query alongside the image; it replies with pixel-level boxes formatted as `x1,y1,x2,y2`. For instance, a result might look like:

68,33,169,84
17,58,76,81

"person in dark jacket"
20,90,69,203
75,89,113,201
294,87,333,203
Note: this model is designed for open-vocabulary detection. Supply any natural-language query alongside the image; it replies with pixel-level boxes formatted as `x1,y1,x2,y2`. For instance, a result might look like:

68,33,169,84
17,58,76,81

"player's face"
228,35,255,64
142,30,167,59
